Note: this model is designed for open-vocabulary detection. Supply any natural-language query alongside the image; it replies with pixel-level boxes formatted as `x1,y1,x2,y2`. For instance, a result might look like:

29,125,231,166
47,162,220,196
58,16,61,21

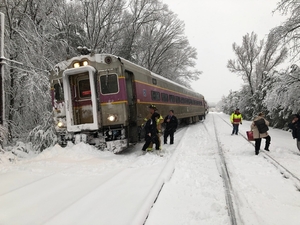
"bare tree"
50,1,86,59
117,0,164,60
274,0,300,61
255,30,288,88
129,4,201,86
81,0,125,52
227,30,288,119
227,32,263,95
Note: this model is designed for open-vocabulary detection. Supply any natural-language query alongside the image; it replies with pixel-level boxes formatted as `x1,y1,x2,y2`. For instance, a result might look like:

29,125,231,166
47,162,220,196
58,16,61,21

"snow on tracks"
0,139,177,225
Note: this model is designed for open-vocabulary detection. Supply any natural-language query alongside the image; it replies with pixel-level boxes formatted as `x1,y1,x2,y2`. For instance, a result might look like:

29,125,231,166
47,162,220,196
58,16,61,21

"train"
50,53,207,153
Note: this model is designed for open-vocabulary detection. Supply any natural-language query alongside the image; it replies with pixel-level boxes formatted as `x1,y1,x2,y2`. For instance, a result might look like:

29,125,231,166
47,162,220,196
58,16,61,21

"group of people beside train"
141,105,300,155
230,108,300,155
141,104,178,153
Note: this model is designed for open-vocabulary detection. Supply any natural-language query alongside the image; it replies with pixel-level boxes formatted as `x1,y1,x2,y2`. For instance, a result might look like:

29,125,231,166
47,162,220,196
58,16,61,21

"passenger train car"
50,53,207,153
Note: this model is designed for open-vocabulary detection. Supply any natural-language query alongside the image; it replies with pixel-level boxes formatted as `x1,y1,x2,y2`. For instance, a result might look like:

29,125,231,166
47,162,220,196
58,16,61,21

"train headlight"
57,121,64,128
56,118,66,128
107,114,118,122
73,62,80,68
82,60,89,66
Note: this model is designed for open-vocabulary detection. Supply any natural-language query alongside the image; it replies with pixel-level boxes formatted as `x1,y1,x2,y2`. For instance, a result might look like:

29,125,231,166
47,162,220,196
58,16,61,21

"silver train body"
50,54,207,153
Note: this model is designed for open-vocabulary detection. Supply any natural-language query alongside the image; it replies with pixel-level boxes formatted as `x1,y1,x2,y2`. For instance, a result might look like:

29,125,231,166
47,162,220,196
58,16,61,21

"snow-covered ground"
1,112,300,225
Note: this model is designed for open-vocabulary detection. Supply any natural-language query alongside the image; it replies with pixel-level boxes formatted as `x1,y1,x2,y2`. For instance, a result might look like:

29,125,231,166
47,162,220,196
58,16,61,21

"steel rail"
211,115,239,225
217,114,300,190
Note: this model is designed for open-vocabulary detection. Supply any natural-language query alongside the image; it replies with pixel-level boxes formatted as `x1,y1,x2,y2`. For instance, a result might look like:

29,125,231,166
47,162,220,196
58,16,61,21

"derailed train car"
50,53,207,153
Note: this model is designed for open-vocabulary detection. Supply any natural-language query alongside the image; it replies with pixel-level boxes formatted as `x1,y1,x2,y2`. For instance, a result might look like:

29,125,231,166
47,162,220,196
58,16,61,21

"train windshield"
78,79,91,98
100,74,118,94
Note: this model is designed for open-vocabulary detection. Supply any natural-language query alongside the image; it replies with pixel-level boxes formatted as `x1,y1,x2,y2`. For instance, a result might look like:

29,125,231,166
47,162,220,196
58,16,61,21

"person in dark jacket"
251,112,271,155
163,110,178,145
141,104,164,151
142,112,160,151
288,114,300,151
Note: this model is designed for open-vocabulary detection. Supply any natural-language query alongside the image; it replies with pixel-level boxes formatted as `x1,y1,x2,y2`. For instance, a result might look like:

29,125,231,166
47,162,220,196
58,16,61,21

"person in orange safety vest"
230,108,242,135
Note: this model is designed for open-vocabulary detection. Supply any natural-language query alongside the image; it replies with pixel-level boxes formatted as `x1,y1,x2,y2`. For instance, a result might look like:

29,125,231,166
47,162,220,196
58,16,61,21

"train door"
70,75,93,124
63,66,99,132
125,70,138,143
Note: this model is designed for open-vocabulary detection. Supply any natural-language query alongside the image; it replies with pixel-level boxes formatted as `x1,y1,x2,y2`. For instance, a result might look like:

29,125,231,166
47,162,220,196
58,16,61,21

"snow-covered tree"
274,0,300,61
264,69,300,127
81,0,125,52
227,32,263,96
120,2,201,87
2,0,62,148
226,31,287,122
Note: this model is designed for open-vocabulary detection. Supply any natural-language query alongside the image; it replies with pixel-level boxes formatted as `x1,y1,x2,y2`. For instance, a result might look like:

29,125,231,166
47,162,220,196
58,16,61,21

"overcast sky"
161,0,287,104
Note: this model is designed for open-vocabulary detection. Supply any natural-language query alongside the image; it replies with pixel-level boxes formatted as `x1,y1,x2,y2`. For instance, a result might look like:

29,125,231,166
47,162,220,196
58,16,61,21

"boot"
264,143,270,151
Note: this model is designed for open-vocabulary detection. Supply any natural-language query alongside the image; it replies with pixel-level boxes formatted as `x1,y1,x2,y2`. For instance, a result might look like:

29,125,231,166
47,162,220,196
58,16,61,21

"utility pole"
0,12,4,126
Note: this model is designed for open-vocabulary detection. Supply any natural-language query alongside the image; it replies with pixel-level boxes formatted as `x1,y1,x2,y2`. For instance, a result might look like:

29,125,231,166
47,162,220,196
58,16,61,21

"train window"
161,93,168,102
176,96,180,103
169,95,176,103
78,79,91,98
181,98,185,104
199,101,203,106
151,91,160,101
54,82,64,101
100,74,118,94
152,78,157,85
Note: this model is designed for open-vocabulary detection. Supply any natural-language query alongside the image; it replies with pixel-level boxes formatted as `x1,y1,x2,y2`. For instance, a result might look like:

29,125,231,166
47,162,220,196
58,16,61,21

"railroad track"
209,116,240,225
216,114,300,191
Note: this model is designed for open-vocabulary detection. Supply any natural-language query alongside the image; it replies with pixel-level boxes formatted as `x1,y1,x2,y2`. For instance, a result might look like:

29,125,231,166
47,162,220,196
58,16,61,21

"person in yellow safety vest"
230,108,242,135
142,105,163,151
155,114,164,149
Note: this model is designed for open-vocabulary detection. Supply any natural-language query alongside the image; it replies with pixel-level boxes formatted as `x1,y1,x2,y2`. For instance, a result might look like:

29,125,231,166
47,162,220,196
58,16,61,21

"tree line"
219,0,300,129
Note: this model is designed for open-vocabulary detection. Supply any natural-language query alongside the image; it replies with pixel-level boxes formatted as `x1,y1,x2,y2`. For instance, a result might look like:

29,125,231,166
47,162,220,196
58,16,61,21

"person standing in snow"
251,112,271,155
140,104,156,144
164,110,178,145
141,105,164,150
288,114,300,152
230,108,242,135
142,112,161,152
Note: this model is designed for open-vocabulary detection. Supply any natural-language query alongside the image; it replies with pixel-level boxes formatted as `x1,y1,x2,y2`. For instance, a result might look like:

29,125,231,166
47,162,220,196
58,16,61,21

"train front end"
50,54,128,153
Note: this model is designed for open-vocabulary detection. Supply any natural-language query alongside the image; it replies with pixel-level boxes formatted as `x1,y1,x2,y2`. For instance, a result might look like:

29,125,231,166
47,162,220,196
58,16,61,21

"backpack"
254,118,269,134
